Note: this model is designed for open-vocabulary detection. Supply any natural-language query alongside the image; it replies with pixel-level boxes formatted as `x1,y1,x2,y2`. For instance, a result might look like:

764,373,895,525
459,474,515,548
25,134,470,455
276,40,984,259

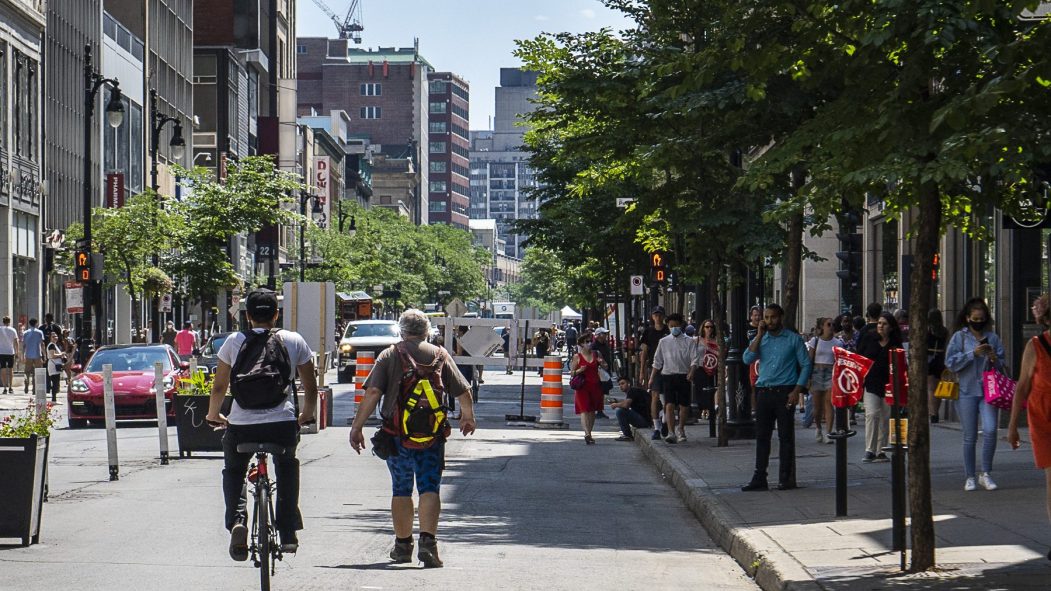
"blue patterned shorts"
386,438,445,497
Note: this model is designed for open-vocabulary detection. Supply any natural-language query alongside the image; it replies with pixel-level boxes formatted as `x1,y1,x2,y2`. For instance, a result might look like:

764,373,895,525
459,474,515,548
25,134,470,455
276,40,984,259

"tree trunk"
907,184,940,571
712,267,729,447
782,168,806,331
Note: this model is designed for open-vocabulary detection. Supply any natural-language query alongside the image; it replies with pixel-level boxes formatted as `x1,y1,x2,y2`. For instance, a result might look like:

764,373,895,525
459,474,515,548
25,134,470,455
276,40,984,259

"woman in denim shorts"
807,317,844,444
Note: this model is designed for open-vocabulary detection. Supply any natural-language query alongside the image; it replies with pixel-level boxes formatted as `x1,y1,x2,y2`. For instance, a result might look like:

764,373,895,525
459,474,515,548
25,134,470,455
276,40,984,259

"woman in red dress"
1009,295,1051,561
570,335,607,445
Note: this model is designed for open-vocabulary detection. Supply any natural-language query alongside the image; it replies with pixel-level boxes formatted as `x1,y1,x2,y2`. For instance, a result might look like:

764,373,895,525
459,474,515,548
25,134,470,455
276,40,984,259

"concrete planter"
0,435,49,546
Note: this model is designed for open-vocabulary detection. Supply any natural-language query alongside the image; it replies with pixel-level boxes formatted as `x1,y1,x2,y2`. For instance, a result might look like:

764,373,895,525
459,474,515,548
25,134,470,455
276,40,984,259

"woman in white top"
808,317,845,444
45,332,65,402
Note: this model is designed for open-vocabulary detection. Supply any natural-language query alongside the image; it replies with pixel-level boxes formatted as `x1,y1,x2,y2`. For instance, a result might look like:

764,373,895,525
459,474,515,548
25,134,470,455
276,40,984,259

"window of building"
451,104,469,120
429,80,447,93
13,53,38,160
360,82,381,96
429,201,447,212
429,101,447,114
429,121,447,133
430,181,447,193
359,106,381,119
429,141,446,153
297,44,307,54
430,161,447,173
103,88,144,195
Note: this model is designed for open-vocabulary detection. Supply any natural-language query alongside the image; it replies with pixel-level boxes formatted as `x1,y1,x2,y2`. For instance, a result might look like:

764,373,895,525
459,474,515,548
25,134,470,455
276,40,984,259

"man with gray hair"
350,309,477,568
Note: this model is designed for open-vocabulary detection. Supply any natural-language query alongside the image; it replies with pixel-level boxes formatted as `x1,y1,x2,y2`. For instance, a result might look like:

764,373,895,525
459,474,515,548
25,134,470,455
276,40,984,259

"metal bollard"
536,355,565,427
154,362,170,465
102,364,119,481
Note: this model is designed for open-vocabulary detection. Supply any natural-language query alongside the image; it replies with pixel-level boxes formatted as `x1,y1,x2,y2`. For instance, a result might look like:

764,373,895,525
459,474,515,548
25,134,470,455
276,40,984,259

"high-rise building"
297,38,432,223
469,68,540,258
426,72,470,228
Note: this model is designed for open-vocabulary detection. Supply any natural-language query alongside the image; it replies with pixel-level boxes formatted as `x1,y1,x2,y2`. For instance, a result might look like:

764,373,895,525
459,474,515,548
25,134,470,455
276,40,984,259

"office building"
426,72,469,228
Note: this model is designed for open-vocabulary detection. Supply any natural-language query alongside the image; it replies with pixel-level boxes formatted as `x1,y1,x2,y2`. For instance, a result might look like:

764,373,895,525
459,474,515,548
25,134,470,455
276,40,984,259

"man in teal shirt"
741,304,812,491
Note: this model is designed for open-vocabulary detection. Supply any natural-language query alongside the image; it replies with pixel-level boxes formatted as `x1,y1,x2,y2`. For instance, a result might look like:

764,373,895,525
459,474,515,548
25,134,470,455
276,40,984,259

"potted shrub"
174,369,230,457
0,402,55,546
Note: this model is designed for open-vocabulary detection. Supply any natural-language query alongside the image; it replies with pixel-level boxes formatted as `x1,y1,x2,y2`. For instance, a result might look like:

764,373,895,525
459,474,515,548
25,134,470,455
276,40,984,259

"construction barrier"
537,355,565,426
354,350,375,409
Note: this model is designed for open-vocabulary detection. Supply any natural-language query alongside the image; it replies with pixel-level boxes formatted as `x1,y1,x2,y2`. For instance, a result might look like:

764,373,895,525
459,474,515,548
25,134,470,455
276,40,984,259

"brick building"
426,72,469,228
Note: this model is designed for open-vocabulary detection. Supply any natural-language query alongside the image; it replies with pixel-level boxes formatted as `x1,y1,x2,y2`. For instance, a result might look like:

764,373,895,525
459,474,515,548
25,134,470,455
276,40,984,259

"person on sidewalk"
649,313,700,444
21,318,44,395
741,304,812,491
1009,294,1051,560
206,289,318,560
350,309,477,568
161,321,178,349
0,316,18,394
807,317,844,444
640,307,670,440
175,321,198,358
45,333,64,402
856,312,902,463
693,320,719,421
570,335,607,445
926,308,949,423
945,297,1005,492
610,376,652,441
593,328,614,419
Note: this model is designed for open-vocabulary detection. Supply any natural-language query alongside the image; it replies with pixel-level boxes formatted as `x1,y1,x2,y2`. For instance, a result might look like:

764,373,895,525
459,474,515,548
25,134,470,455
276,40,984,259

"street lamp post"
79,44,124,363
299,192,323,282
148,88,185,344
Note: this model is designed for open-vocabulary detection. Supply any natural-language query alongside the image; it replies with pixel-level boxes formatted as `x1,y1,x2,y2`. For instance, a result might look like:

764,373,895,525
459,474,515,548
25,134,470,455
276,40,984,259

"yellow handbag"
934,369,959,400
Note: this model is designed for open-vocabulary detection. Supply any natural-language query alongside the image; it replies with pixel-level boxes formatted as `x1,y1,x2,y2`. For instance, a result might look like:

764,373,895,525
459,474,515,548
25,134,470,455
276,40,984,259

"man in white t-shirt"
206,289,318,561
0,316,19,394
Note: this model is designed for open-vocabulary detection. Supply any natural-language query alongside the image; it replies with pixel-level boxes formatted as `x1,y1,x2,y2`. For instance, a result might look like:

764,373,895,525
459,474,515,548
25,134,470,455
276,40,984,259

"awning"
560,306,582,319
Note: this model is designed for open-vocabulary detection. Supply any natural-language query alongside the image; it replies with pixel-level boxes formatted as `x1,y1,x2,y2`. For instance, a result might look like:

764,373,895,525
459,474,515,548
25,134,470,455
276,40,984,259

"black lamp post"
79,44,124,363
148,88,185,343
299,192,323,282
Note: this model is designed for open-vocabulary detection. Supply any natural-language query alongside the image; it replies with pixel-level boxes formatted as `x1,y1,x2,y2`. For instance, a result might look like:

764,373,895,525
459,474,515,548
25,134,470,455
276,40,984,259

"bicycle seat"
236,442,287,456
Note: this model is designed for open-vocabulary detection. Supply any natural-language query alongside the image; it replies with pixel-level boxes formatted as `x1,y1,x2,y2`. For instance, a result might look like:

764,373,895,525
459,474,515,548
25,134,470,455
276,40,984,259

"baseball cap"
595,327,610,335
246,288,279,319
652,306,666,316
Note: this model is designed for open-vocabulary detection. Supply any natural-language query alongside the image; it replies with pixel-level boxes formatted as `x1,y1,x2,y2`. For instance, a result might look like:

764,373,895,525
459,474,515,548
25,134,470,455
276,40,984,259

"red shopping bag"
831,347,873,408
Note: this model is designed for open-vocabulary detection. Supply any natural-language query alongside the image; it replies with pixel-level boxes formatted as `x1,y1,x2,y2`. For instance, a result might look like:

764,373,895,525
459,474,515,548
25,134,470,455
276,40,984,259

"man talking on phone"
741,303,812,491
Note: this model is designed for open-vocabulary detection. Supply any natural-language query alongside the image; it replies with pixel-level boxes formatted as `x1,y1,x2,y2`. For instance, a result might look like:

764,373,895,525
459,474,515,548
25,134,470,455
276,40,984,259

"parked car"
193,332,235,374
336,320,401,384
66,345,187,428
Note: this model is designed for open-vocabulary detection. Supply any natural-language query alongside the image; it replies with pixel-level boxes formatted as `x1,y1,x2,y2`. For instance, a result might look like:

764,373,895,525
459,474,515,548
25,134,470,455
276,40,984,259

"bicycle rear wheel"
257,478,271,591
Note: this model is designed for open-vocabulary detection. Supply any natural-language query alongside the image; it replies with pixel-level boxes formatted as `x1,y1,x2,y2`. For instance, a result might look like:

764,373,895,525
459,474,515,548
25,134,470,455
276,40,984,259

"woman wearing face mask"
570,335,607,445
945,297,1006,492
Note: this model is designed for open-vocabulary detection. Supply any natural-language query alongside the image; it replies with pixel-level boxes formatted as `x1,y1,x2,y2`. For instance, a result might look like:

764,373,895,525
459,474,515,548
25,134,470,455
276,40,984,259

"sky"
295,0,635,129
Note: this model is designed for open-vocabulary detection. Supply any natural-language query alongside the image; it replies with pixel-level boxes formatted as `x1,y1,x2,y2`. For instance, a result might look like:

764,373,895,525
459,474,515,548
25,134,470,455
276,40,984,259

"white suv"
336,320,401,384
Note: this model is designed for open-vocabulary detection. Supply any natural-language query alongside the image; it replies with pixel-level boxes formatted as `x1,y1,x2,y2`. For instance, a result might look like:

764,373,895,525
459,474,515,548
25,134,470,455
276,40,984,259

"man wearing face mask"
648,313,700,444
741,304,812,491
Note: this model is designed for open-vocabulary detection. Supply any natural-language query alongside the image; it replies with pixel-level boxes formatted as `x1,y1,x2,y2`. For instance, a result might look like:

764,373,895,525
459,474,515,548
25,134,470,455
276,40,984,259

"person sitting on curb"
610,376,652,441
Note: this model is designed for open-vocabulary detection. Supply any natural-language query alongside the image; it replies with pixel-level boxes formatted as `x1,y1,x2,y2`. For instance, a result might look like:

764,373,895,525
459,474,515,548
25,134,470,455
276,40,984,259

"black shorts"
0,355,12,369
649,370,663,394
661,374,691,407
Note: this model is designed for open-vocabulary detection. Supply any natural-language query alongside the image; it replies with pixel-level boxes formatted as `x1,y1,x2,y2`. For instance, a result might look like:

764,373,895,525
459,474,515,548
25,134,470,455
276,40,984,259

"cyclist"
206,288,318,561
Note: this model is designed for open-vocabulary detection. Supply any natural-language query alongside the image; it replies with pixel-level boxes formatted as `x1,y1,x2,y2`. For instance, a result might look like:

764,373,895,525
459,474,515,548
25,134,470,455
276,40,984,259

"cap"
652,306,666,316
685,325,697,336
246,288,279,318
595,327,610,335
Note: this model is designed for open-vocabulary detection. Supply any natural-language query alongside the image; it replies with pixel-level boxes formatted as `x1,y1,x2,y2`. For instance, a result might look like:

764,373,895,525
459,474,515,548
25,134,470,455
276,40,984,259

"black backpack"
230,329,293,410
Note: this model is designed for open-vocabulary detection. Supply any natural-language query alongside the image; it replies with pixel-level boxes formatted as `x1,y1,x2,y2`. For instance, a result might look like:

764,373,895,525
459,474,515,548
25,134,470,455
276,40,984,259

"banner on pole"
831,346,873,408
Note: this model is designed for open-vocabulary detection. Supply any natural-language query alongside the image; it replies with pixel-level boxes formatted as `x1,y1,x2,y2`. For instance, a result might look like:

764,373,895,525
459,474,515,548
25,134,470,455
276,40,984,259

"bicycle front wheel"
257,479,271,591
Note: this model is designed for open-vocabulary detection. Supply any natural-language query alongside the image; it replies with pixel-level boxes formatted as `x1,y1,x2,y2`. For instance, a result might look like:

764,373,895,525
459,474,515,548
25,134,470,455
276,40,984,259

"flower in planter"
0,402,56,438
178,369,214,396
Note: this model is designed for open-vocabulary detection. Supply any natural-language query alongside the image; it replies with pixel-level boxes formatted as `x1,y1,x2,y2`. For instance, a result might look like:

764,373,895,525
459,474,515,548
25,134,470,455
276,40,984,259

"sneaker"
875,452,889,462
660,424,669,437
418,536,443,568
664,435,678,444
815,429,824,443
615,434,634,441
229,522,249,562
964,477,977,492
741,481,768,492
676,428,687,442
390,538,414,563
862,452,876,463
824,435,834,444
279,530,299,554
978,472,998,491
651,429,661,441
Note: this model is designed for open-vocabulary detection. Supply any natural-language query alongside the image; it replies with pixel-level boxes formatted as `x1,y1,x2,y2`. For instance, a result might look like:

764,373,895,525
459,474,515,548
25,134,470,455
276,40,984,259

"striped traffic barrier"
354,350,375,407
537,355,566,426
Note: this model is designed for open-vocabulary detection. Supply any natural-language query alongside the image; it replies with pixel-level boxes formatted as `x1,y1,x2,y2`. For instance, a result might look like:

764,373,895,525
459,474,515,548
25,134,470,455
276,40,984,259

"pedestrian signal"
649,250,668,285
75,250,91,282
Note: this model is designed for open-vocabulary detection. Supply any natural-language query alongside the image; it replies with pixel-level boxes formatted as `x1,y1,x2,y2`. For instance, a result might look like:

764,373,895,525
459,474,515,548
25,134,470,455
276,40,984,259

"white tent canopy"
560,306,582,320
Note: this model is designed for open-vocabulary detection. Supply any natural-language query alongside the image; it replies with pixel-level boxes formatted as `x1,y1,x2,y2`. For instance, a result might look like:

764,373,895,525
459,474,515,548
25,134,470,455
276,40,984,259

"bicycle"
237,441,285,591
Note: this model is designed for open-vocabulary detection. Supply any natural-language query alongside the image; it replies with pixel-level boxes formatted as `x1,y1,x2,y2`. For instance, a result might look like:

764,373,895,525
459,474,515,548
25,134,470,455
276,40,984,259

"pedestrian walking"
21,318,44,394
1009,294,1051,560
0,316,18,394
161,321,178,348
693,320,719,420
610,376,652,441
61,329,75,381
175,321,198,358
836,314,858,351
945,297,1005,491
40,313,63,343
741,304,812,491
571,335,607,444
45,333,64,402
807,317,844,444
926,308,949,423
856,312,902,463
648,313,700,444
639,306,669,439
746,305,763,416
350,309,477,568
592,328,615,417
206,289,318,560
534,328,550,376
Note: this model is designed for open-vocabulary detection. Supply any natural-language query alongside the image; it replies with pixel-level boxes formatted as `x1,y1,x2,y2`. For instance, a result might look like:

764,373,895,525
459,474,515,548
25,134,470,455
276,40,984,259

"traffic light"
74,250,91,283
932,252,940,281
835,232,863,287
649,250,668,284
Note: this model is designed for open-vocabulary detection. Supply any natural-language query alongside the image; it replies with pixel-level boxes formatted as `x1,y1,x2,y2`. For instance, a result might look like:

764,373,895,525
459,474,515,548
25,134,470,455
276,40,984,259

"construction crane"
310,0,364,43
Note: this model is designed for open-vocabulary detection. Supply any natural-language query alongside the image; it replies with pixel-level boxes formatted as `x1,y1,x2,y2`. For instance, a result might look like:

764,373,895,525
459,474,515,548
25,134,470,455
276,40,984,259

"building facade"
426,72,469,228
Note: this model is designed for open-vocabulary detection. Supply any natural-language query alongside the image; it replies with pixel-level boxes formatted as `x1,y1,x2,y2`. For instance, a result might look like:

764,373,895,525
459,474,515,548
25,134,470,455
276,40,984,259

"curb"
634,432,824,591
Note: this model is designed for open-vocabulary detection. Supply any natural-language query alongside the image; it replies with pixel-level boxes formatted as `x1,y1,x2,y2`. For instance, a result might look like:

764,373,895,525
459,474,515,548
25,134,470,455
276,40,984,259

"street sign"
616,198,634,208
160,293,173,313
1020,3,1051,20
445,297,467,318
106,173,125,208
65,281,84,314
630,275,644,295
372,284,384,294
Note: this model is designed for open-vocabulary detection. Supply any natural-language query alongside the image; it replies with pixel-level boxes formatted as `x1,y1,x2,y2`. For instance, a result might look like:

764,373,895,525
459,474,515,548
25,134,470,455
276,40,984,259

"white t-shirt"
217,328,314,425
0,325,17,355
808,336,844,365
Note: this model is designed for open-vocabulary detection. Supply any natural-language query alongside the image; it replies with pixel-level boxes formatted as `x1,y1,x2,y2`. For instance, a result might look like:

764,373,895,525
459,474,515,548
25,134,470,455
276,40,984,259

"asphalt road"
0,367,757,591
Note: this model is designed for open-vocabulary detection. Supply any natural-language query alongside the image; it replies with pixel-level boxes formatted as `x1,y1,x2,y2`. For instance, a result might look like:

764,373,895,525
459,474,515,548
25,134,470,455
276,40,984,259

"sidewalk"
636,413,1051,590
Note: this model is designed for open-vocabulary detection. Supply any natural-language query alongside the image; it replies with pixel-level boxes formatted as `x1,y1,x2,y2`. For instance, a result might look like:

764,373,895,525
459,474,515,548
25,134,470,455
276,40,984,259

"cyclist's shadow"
318,562,417,571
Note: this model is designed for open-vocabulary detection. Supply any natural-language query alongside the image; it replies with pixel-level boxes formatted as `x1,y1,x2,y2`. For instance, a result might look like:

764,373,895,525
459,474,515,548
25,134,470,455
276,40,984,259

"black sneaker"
229,522,249,562
418,536,443,568
651,430,661,440
615,434,634,441
741,481,768,492
875,452,889,462
390,538,414,563
279,530,299,554
862,452,876,463
660,424,669,437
